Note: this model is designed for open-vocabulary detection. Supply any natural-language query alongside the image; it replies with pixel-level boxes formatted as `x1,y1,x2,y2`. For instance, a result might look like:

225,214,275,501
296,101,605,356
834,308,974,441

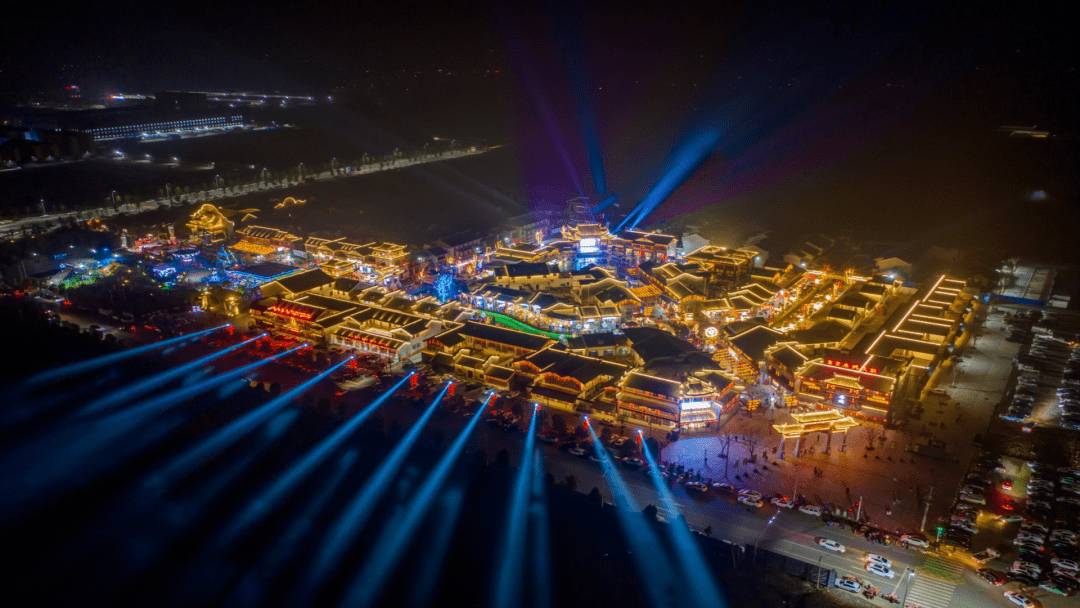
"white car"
1015,531,1045,543
1050,558,1079,571
1011,560,1042,574
799,505,822,516
865,554,892,568
1004,591,1035,608
960,494,986,505
738,489,762,500
771,497,795,509
818,538,846,553
901,534,930,548
568,447,587,457
737,495,763,507
1022,522,1049,534
865,562,894,579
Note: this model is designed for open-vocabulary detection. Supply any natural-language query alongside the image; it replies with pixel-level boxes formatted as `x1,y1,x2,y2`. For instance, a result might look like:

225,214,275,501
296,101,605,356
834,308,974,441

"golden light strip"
923,275,946,300
893,301,920,331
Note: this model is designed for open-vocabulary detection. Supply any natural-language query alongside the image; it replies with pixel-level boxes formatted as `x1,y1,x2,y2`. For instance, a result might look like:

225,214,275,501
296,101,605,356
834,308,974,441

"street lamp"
900,568,915,608
753,509,780,560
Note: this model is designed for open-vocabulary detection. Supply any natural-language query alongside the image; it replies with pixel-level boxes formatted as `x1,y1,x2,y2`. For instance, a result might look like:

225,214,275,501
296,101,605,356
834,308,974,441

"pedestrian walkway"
905,572,958,608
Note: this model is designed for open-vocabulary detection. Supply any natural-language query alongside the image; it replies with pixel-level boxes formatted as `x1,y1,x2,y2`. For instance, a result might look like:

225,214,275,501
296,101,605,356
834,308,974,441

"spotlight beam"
287,384,464,607
591,193,620,215
641,434,728,607
219,450,360,608
492,404,540,608
78,333,267,417
405,486,467,608
64,409,303,605
586,423,684,608
145,357,352,490
617,128,722,231
210,373,417,552
335,395,492,608
528,451,553,608
0,345,307,524
0,326,228,429
24,325,227,387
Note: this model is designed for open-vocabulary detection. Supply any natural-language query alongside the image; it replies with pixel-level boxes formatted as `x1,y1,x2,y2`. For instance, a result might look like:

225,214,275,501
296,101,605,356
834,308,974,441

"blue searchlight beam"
336,395,493,608
287,383,462,607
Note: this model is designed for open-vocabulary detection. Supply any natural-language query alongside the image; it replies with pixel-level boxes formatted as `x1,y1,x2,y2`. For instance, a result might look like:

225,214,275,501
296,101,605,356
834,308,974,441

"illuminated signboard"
703,326,719,339
825,359,879,374
579,238,598,253
269,304,316,321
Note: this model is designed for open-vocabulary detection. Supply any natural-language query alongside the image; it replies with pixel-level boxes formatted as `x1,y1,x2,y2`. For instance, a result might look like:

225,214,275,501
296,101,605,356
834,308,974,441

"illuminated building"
564,333,634,360
684,246,756,287
512,348,630,420
792,351,907,427
609,229,678,264
424,321,555,381
186,204,235,242
615,371,736,433
560,223,613,256
303,237,412,284
250,269,457,365
232,225,302,258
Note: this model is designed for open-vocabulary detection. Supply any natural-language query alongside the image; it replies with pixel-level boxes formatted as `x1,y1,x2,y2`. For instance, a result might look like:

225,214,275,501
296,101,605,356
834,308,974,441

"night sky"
4,1,1077,257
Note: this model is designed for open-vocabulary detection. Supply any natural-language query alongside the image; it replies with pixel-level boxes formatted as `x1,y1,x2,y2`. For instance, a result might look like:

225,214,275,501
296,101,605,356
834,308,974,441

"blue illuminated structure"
336,395,493,608
640,432,728,607
288,383,464,607
435,272,455,303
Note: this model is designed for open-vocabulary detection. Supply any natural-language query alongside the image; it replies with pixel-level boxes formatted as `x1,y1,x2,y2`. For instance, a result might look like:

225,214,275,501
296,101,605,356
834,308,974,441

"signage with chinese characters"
825,359,879,374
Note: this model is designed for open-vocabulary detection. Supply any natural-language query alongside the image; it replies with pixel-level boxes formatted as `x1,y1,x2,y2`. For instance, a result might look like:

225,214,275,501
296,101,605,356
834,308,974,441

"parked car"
799,505,822,516
818,538,846,553
864,562,894,578
865,554,892,568
976,568,1008,585
737,495,763,507
835,578,860,593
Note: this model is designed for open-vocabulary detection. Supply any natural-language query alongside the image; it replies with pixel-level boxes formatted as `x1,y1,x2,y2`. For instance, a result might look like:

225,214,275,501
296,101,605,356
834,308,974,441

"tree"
737,434,762,462
717,434,737,479
587,487,602,505
864,426,886,449
551,413,568,435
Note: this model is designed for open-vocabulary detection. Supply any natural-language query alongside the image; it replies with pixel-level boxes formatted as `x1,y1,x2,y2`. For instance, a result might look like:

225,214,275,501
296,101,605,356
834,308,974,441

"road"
0,148,491,240
428,400,1069,608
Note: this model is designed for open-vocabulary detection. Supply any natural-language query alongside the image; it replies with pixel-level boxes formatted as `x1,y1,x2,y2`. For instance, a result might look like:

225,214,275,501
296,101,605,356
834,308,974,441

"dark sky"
3,0,1075,125
3,1,1077,257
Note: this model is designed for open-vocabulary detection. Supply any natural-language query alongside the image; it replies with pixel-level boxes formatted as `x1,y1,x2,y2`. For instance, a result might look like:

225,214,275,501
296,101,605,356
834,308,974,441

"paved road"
0,149,490,240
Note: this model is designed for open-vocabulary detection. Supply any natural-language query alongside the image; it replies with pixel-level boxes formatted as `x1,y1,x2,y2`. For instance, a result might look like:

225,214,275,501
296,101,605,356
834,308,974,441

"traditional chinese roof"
272,268,335,294
622,372,681,399
798,361,896,394
729,325,788,361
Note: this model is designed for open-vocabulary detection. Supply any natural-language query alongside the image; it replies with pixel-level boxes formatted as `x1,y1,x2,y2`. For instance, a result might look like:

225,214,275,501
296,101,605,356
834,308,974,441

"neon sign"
269,304,315,321
825,359,879,374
